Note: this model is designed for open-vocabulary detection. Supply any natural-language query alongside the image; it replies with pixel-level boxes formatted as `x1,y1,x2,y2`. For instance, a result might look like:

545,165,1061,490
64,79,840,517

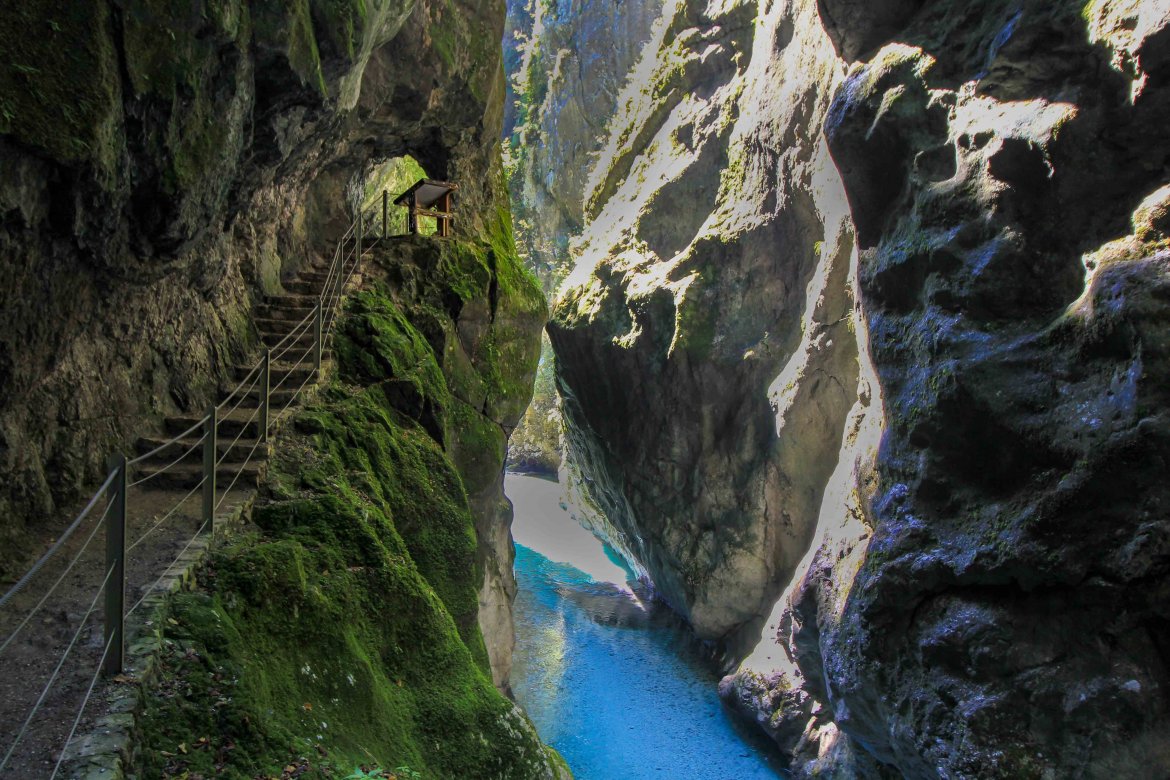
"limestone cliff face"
795,1,1170,776
549,0,864,657
502,0,665,476
503,0,665,282
547,0,1170,776
0,0,536,689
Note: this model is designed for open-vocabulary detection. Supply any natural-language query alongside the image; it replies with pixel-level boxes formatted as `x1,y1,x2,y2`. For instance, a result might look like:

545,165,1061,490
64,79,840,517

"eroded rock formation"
546,0,1170,776
549,0,864,657
503,0,665,282
798,1,1170,776
501,0,665,476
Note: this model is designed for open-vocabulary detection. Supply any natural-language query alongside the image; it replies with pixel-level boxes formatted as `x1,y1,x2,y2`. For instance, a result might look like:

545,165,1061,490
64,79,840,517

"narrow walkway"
0,221,373,778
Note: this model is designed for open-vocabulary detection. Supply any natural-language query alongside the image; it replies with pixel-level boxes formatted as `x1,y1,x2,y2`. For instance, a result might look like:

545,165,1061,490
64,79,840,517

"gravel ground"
0,482,253,779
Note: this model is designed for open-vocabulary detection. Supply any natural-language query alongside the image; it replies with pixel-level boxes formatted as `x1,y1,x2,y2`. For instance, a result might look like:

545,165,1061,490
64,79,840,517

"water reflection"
507,473,783,780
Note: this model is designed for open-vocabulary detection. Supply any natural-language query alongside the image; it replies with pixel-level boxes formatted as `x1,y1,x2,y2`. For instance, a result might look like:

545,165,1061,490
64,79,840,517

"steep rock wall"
548,0,863,658
503,0,665,282
502,0,666,476
794,1,1170,776
0,0,533,690
547,0,1170,776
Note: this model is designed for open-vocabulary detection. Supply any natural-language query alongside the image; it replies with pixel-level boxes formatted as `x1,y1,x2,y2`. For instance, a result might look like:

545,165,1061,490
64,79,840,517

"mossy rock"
0,1,123,180
135,260,558,779
136,384,559,779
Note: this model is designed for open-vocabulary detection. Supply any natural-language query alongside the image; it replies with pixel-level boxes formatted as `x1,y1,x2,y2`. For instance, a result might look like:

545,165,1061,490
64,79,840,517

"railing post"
202,404,217,535
260,347,271,443
356,212,363,273
382,190,388,238
314,300,324,375
103,453,126,677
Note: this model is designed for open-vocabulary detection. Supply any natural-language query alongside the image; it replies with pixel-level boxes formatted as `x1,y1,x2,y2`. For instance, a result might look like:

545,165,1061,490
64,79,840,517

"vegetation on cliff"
133,238,561,779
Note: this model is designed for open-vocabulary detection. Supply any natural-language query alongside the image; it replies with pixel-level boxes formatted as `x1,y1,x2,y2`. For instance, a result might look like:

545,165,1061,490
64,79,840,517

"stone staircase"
130,259,342,489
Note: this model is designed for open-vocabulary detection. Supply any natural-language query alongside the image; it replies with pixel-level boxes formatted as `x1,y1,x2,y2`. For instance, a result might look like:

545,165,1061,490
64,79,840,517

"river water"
506,473,785,780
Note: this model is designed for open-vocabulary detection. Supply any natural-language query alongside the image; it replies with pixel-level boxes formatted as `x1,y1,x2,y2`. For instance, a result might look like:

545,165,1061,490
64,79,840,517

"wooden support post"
103,453,126,676
202,404,217,535
260,348,271,443
408,195,418,235
357,212,363,273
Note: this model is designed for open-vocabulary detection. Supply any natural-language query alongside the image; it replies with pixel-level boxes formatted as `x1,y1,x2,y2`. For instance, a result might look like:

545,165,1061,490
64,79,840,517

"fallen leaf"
178,742,188,754
303,702,313,711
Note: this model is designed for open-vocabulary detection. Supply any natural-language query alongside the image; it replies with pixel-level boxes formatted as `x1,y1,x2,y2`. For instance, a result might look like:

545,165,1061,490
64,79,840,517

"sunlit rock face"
502,0,666,478
549,0,1170,776
503,0,665,282
0,0,537,690
549,0,866,657
801,1,1170,776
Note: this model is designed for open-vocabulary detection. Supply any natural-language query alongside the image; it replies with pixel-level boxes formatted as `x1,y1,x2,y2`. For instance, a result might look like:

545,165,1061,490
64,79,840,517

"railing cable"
50,631,117,779
0,562,117,772
215,436,264,513
0,499,113,657
128,417,207,468
216,363,263,424
215,403,262,470
126,518,209,620
0,469,117,612
270,341,315,395
125,477,206,555
216,361,262,416
127,432,208,488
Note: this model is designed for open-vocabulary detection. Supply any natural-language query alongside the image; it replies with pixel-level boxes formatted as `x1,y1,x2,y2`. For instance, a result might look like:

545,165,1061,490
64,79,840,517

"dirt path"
0,483,253,779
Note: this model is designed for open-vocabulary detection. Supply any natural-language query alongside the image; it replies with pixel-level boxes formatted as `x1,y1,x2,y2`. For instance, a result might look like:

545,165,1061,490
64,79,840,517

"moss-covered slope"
133,236,562,779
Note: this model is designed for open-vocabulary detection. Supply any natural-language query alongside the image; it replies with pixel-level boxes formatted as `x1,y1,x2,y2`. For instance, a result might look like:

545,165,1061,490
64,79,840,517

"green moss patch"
136,384,556,778
136,266,557,778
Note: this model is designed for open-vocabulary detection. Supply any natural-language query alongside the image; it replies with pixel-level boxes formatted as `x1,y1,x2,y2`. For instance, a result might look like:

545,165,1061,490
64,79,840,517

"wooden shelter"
393,179,457,237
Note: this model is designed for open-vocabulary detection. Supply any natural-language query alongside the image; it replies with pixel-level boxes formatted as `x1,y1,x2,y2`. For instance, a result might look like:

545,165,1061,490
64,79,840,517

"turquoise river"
506,473,785,779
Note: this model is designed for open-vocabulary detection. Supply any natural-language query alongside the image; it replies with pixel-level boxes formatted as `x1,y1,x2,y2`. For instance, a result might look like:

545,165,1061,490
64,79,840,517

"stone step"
254,303,316,322
282,278,319,296
259,329,316,349
131,460,263,490
264,293,321,308
134,435,269,466
254,316,314,334
217,383,301,410
230,360,327,387
165,410,263,439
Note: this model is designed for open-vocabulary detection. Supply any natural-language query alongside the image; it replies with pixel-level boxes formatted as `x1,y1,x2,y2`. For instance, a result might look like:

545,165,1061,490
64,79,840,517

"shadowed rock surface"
800,1,1170,776
0,0,538,699
544,0,1170,776
549,0,863,659
502,0,666,476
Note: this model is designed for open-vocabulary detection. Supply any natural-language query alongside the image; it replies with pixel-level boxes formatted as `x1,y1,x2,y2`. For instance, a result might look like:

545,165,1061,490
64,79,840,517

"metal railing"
0,207,379,777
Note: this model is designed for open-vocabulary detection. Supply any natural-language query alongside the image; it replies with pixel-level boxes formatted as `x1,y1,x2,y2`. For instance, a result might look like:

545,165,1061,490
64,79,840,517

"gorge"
0,0,1168,778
